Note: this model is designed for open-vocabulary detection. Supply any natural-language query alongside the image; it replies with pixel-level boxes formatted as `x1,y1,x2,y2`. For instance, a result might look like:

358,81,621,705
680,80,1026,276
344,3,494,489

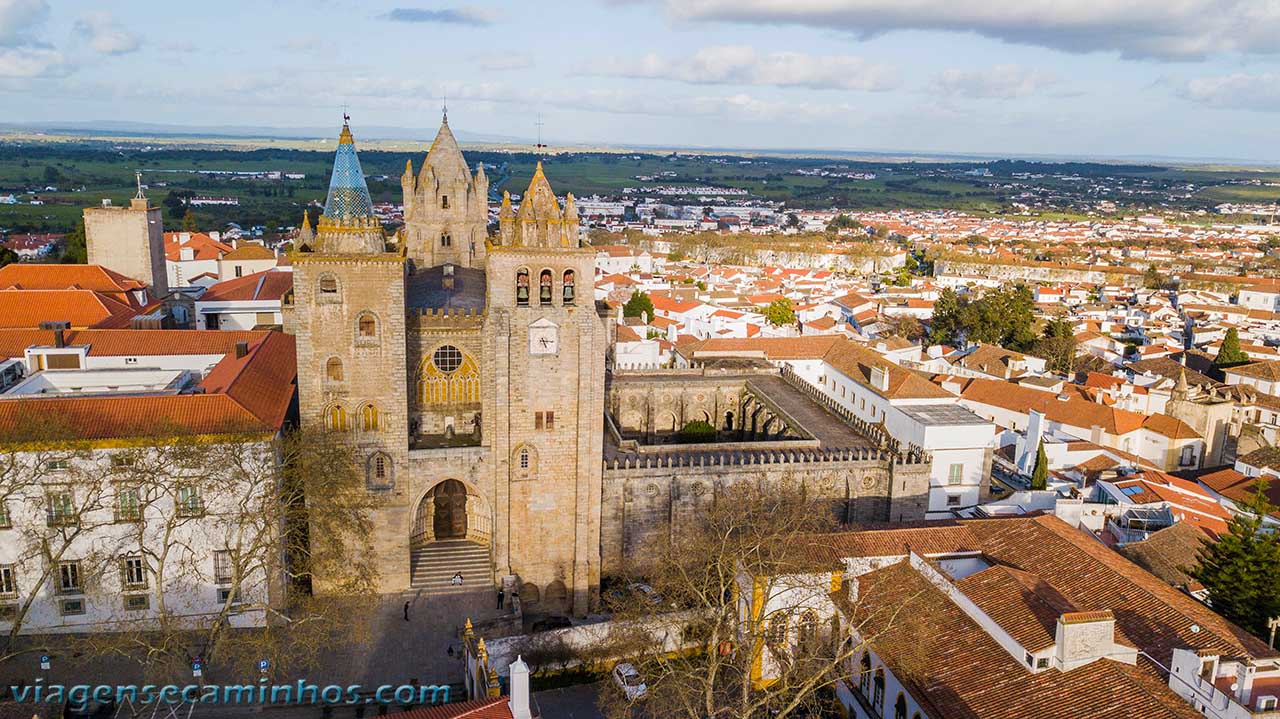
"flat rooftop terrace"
406,265,487,311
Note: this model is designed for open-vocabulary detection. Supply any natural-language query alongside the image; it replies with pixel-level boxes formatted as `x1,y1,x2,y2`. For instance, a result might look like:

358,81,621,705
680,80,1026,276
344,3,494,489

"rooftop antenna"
134,169,145,199
535,113,547,154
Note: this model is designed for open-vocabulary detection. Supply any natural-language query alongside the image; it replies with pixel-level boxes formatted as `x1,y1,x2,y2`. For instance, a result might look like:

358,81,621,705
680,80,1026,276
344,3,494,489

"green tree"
182,209,199,232
677,420,717,443
623,290,654,319
1143,264,1168,290
928,288,963,346
784,213,800,229
1034,318,1079,375
825,214,861,233
1192,480,1280,637
1030,441,1048,491
60,219,87,264
763,298,796,327
0,245,16,268
1214,328,1250,369
42,165,62,185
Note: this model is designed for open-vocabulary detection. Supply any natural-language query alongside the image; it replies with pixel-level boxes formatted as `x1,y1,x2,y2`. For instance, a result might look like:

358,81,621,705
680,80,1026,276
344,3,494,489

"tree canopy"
623,290,655,319
763,298,797,327
1192,480,1280,638
1214,328,1250,369
928,285,1037,351
1030,441,1049,491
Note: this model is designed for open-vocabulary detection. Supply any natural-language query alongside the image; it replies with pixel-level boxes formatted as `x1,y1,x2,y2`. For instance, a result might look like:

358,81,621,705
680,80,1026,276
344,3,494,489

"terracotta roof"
853,560,1203,719
0,289,140,328
953,563,1081,652
164,232,234,262
221,244,276,260
200,270,293,303
0,328,271,360
0,332,295,442
959,377,1198,439
0,263,147,293
1119,522,1209,589
1224,360,1280,382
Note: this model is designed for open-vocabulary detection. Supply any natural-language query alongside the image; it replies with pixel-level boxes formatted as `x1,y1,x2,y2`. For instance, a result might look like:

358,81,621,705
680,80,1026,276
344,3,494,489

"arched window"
366,452,393,490
441,233,452,247
357,313,377,338
326,405,348,432
562,269,575,305
873,670,885,714
894,694,907,719
326,357,344,382
513,445,537,480
419,346,480,406
516,269,530,306
798,610,818,652
539,269,553,305
319,275,338,294
766,612,789,659
859,653,872,696
360,404,379,432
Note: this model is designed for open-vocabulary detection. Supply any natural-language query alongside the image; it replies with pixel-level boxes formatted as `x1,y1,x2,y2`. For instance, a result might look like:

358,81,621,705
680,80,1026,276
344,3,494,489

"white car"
612,662,647,700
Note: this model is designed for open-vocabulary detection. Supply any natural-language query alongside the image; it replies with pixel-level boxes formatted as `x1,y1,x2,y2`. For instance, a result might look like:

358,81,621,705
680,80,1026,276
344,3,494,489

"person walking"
403,600,410,621
497,588,505,609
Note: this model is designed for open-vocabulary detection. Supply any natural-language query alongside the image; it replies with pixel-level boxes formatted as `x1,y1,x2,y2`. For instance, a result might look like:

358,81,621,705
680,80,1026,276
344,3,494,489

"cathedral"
291,116,932,617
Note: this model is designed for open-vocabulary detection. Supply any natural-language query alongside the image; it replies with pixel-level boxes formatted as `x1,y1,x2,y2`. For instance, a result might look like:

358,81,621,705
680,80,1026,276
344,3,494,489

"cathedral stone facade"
291,117,929,617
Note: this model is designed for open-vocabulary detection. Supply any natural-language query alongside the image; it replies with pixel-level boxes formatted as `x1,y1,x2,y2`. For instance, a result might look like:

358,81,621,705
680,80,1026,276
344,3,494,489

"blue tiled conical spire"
323,120,374,221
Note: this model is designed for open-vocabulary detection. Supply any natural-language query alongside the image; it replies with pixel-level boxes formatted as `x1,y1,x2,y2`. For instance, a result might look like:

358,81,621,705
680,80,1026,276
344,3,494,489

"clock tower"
483,162,605,614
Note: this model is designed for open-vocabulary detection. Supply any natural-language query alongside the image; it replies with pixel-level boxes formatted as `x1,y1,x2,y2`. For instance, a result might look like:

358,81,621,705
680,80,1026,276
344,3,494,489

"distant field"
2,134,1277,238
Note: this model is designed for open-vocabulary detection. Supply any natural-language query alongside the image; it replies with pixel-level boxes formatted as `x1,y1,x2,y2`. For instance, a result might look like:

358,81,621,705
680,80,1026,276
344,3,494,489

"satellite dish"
1191,624,1201,633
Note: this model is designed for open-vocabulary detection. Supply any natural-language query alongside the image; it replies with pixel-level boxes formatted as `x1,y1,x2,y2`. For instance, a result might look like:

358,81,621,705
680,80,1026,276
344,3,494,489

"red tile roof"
0,289,140,329
0,328,271,359
397,698,511,719
200,270,293,302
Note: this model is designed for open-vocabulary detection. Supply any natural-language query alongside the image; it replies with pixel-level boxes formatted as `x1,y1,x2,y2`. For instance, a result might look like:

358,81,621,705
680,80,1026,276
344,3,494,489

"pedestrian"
497,588,505,609
452,571,463,586
447,646,454,658
403,600,410,621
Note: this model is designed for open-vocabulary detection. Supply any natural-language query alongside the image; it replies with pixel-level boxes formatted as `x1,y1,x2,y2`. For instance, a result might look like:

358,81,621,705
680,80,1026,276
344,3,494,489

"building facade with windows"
0,328,296,634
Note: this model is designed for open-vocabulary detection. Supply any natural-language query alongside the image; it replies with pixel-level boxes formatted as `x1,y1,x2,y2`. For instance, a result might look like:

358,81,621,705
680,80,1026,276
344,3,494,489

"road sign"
39,655,50,671
191,660,202,678
257,659,269,672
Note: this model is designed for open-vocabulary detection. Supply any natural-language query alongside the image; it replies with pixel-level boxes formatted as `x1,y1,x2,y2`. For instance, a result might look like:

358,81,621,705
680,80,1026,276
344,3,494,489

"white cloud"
588,44,896,91
476,54,534,72
73,12,141,56
933,64,1058,100
382,7,495,26
0,0,47,47
648,0,1280,61
1178,73,1280,112
0,45,68,78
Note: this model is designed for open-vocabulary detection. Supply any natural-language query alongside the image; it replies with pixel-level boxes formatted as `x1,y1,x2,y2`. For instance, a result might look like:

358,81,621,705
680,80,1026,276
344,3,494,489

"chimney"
234,342,249,359
1054,611,1118,671
40,320,71,348
508,656,533,719
870,365,890,392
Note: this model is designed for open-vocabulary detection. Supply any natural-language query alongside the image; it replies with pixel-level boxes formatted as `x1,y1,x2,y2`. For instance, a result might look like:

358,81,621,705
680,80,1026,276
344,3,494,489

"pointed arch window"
516,269,530,306
441,233,452,247
798,610,818,652
326,357,344,382
539,269,553,305
873,670,885,713
360,404,380,432
894,694,908,719
366,452,393,490
858,653,872,696
419,346,480,405
326,405,348,432
562,269,576,305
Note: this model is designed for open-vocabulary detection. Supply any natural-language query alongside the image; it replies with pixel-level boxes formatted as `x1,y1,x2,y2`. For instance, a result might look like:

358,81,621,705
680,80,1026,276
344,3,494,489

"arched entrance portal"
432,479,468,539
410,480,494,590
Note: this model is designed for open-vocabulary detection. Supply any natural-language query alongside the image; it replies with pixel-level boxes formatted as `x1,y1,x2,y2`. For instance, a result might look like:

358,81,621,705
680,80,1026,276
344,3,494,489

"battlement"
603,446,931,472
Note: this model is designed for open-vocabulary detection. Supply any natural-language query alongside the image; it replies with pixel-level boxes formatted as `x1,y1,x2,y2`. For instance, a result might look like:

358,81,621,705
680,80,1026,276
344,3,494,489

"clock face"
529,320,558,355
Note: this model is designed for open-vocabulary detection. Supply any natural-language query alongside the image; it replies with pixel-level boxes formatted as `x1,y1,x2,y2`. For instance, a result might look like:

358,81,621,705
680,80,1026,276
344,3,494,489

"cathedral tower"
292,120,409,525
402,113,489,269
483,162,604,614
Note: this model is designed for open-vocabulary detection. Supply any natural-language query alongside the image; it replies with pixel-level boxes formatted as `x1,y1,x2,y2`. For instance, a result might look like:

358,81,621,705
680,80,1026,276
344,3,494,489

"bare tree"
597,483,914,719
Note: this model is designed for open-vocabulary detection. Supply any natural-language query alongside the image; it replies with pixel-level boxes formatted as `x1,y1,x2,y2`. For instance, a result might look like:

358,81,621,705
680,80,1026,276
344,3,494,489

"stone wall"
84,199,167,294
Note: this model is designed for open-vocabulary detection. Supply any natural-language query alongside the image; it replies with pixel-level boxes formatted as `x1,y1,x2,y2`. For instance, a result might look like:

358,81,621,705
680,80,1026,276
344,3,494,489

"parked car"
628,582,663,605
612,662,647,700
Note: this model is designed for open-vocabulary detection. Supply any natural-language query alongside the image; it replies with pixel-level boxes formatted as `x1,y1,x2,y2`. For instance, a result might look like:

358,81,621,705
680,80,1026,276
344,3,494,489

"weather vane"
341,103,350,123
536,114,547,152
442,92,448,121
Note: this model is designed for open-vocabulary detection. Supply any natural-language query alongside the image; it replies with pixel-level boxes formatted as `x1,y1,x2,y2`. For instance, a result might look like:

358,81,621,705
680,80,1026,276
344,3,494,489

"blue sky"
3,0,1280,161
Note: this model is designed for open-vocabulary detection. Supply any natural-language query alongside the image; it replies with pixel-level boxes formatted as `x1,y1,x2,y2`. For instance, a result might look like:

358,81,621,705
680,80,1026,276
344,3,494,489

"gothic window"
360,404,380,432
873,670,885,714
798,610,818,652
859,653,872,696
327,405,348,432
357,313,377,338
516,269,530,306
513,445,537,480
419,347,480,405
766,612,789,656
539,270,553,305
562,269,576,305
326,357,344,382
441,233,452,247
366,452,393,490
894,694,907,719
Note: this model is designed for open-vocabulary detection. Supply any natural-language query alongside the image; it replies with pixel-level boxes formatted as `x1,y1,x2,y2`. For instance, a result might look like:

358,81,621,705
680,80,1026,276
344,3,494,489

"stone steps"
410,540,492,592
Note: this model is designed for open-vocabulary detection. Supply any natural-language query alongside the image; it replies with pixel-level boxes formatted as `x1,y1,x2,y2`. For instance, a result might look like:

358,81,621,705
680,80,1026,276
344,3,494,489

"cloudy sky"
3,0,1280,161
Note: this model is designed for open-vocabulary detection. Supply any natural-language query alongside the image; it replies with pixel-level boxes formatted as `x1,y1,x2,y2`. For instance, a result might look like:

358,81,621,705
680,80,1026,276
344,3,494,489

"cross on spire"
341,103,350,124
442,92,448,122
535,114,547,153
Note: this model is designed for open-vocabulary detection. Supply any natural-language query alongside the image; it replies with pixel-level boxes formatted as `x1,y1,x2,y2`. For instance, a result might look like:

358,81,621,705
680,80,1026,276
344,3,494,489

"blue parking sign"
258,659,269,671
